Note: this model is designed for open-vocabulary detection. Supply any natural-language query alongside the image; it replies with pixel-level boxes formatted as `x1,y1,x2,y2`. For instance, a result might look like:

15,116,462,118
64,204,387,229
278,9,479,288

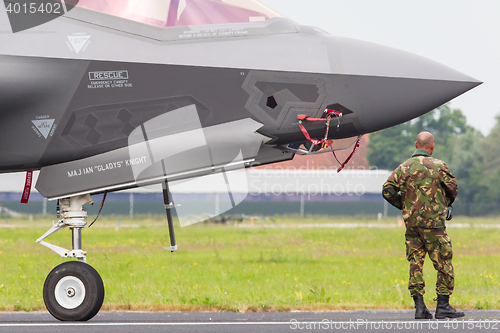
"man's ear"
415,142,419,149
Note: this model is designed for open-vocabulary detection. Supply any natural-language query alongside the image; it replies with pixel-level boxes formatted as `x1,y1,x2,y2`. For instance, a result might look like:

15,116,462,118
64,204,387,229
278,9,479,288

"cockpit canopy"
75,0,283,27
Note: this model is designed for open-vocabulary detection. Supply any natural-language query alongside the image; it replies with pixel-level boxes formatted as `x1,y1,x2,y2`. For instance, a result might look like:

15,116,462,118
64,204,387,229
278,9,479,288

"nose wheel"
43,261,104,321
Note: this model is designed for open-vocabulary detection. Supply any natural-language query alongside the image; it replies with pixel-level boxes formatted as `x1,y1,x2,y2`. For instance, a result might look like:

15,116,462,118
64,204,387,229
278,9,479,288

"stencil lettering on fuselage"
32,118,55,139
66,33,91,54
87,70,133,89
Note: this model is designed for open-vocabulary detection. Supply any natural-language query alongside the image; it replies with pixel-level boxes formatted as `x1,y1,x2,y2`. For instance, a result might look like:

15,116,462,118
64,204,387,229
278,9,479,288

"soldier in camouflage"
382,132,465,320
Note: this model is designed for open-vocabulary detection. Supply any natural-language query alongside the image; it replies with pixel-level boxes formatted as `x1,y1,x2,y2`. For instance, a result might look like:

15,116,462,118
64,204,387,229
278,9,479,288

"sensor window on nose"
266,96,278,109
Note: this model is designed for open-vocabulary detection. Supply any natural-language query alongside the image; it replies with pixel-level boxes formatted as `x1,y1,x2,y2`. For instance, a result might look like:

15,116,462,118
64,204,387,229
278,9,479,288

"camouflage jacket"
382,150,458,228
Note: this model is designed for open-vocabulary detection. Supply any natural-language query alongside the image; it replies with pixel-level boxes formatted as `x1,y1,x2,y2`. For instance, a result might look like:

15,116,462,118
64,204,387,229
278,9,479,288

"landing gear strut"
36,195,105,321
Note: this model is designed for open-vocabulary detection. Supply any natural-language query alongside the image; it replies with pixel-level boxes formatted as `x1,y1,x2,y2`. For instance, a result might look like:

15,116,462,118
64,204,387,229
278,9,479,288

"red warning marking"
20,171,33,204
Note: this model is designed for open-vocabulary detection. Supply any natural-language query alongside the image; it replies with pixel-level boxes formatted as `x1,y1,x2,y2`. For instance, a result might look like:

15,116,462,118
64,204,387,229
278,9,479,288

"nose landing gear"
36,194,105,321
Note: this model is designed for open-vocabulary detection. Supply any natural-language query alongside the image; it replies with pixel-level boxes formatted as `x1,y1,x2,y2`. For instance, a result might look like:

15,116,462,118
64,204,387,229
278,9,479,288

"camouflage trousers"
405,227,454,296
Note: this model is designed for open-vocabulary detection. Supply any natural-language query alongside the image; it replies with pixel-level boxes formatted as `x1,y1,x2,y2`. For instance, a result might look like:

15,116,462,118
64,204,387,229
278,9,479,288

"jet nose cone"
331,36,480,83
326,36,481,132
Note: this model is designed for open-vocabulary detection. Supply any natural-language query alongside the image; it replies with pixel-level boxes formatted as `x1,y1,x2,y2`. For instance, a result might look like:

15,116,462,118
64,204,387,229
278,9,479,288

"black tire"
43,261,105,321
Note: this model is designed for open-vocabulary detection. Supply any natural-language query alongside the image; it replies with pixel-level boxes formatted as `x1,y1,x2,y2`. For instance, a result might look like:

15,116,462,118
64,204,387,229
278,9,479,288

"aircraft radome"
0,0,481,321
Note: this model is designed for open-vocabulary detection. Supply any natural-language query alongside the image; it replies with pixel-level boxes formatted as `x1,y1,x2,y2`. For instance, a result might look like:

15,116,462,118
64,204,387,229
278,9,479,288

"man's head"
415,131,435,155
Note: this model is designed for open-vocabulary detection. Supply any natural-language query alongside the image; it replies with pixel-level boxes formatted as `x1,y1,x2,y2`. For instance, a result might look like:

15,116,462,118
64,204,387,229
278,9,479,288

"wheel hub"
54,276,86,309
66,287,76,298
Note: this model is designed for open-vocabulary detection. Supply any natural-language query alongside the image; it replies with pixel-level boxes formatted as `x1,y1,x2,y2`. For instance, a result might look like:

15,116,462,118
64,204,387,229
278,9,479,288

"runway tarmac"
1,310,500,333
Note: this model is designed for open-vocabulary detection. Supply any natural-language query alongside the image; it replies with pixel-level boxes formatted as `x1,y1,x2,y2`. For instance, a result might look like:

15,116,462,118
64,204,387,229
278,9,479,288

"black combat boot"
412,294,433,319
434,294,465,319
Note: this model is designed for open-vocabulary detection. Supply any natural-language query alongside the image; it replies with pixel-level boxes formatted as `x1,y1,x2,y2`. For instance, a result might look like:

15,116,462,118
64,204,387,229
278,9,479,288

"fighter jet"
0,0,480,321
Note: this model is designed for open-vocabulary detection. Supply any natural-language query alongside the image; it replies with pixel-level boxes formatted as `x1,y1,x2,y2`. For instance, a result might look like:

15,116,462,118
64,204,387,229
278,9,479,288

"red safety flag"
296,110,341,147
324,109,343,117
296,110,361,173
333,136,363,173
20,171,33,204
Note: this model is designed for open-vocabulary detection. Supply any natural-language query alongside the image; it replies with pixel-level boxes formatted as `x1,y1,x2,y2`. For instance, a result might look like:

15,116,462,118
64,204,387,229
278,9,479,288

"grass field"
1,215,500,312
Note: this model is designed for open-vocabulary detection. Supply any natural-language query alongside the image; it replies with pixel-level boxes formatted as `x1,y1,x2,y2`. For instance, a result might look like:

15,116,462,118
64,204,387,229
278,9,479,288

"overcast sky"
261,0,500,135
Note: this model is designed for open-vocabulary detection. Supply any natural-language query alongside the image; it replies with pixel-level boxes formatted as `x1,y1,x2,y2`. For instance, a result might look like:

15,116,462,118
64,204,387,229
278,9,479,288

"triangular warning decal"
68,35,91,54
32,119,55,139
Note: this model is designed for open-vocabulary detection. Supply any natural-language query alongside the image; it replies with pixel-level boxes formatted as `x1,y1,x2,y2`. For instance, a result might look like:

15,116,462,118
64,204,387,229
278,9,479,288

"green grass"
1,215,500,312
